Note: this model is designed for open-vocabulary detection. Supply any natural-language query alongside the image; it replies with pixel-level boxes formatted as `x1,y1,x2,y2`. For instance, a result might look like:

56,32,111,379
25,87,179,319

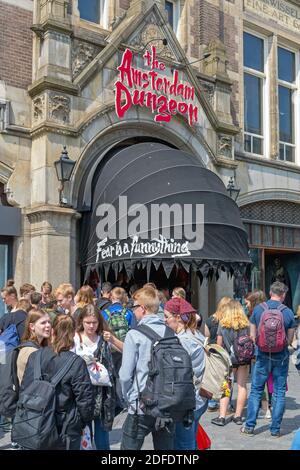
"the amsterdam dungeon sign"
114,46,199,126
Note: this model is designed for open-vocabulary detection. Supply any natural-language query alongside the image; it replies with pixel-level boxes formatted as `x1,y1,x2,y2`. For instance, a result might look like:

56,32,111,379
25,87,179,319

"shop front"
241,200,300,312
79,141,250,297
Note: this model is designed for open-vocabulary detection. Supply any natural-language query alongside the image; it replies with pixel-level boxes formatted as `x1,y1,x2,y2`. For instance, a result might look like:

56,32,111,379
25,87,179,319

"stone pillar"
25,205,81,288
38,0,70,24
203,39,234,125
33,0,72,82
177,0,188,54
268,34,279,160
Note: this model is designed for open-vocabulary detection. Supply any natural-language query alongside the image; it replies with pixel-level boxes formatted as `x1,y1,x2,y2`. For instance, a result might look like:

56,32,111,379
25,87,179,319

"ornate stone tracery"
48,93,70,123
32,95,45,122
72,41,100,79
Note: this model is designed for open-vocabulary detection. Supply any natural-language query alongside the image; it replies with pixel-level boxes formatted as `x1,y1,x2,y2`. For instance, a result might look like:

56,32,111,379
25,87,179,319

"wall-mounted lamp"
54,146,76,206
140,38,168,53
226,176,240,202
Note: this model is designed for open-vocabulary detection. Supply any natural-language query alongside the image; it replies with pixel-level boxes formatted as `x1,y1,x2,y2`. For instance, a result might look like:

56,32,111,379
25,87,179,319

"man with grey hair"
97,281,112,311
242,281,296,438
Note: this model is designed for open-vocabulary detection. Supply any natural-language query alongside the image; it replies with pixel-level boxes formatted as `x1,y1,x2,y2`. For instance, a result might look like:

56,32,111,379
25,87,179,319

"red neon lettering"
117,49,133,87
115,81,132,118
188,104,198,126
115,47,199,127
155,96,171,122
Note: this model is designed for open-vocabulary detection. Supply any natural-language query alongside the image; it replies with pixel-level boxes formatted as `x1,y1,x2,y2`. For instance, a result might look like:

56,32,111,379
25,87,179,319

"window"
278,47,296,162
78,0,108,29
165,0,180,34
243,32,265,156
165,1,174,29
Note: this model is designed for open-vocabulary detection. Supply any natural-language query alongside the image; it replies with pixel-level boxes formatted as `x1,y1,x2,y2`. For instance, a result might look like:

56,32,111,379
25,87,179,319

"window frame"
243,29,268,158
165,0,180,35
277,43,298,164
78,0,109,30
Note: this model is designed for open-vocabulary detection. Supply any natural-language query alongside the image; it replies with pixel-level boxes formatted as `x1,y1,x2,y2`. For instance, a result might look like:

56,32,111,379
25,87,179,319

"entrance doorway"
265,249,300,311
248,246,300,311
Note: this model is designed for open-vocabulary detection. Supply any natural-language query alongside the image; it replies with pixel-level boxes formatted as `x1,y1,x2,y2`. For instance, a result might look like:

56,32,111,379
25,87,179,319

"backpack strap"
261,302,269,311
18,341,39,350
164,325,176,339
33,349,43,381
33,349,77,386
50,354,78,387
136,324,162,343
277,304,287,312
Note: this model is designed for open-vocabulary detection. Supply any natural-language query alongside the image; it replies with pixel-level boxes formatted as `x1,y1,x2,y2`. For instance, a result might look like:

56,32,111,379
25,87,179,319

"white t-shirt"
72,332,100,358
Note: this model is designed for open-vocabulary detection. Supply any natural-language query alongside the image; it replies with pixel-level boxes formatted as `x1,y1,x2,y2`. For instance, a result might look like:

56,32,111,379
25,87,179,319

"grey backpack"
12,350,77,450
136,325,196,422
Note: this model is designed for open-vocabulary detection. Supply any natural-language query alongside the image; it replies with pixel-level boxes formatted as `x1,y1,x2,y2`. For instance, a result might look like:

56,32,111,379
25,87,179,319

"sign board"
115,46,199,126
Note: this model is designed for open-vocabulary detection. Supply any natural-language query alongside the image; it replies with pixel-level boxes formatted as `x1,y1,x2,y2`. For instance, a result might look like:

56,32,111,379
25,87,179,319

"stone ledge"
24,204,81,219
236,152,300,174
28,77,79,98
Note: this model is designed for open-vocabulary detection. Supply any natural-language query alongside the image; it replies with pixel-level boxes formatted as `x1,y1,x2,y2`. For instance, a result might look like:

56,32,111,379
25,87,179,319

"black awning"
80,142,250,281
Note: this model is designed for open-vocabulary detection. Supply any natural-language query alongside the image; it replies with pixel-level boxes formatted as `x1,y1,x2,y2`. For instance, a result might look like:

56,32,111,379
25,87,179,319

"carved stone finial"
203,39,229,78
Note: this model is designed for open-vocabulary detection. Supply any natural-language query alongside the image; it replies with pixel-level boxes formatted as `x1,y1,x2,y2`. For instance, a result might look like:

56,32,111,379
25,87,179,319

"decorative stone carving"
218,135,233,158
130,23,176,61
72,41,100,79
0,99,10,132
198,80,215,107
48,93,70,123
32,95,45,122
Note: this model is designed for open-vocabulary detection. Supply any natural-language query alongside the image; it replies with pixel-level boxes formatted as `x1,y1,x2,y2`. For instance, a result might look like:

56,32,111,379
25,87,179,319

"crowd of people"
0,277,299,450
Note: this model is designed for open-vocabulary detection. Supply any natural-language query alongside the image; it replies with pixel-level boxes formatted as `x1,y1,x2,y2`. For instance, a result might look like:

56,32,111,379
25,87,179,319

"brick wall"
199,0,239,125
0,1,33,89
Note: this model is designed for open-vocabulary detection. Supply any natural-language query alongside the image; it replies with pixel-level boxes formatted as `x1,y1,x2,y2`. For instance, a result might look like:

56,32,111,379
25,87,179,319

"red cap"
164,297,197,318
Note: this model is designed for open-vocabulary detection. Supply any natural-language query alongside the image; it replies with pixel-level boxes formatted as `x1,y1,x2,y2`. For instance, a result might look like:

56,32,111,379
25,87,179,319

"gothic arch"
71,106,213,210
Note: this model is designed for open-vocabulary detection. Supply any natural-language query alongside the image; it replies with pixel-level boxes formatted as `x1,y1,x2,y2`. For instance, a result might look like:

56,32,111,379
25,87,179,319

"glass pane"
244,73,262,135
0,244,8,317
244,134,251,152
285,145,295,162
278,47,295,83
279,143,285,160
253,136,263,155
165,1,174,29
243,32,264,71
78,0,100,24
279,86,294,143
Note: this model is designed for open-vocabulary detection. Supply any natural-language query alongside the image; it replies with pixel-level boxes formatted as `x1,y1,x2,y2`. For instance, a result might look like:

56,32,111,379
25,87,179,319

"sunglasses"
132,304,143,310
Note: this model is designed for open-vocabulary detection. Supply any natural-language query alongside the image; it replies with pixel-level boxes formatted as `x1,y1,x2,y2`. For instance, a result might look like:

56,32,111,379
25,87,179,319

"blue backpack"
0,324,20,353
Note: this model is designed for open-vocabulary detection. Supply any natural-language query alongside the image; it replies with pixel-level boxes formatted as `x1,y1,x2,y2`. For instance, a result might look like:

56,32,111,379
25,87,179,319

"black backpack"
0,341,39,418
12,350,77,450
136,325,196,422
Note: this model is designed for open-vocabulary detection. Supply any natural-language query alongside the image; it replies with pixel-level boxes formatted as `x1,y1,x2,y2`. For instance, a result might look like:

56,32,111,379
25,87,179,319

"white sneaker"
265,409,272,419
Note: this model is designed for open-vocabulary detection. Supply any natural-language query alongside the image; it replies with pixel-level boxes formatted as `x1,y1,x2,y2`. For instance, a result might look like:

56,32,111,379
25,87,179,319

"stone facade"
1,0,300,317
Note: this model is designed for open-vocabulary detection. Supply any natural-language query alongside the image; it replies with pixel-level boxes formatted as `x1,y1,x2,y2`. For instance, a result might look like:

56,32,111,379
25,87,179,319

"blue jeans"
174,403,207,450
245,351,289,434
291,428,300,450
94,418,110,450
